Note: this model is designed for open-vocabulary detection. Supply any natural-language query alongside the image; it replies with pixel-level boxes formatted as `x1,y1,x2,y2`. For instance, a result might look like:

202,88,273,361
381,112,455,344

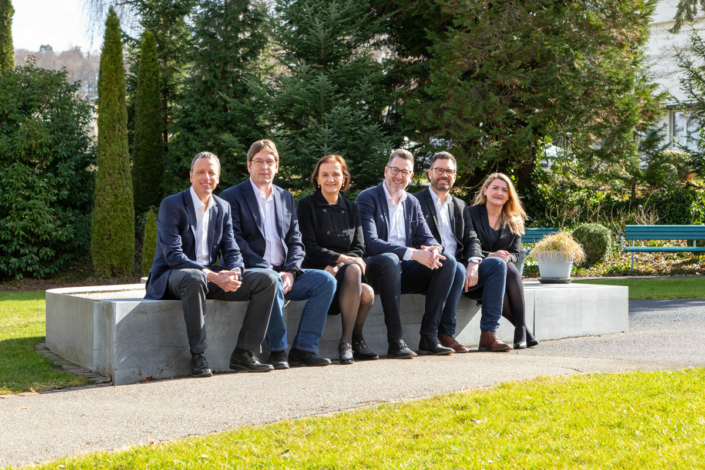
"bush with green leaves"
0,60,95,279
141,208,157,276
572,224,613,266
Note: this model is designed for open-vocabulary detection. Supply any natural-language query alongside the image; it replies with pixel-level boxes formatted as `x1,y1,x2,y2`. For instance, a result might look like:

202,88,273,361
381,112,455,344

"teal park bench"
621,225,705,270
523,228,560,252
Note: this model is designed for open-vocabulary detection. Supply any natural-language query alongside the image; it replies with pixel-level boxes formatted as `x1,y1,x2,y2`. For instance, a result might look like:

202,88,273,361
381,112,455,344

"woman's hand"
487,250,510,263
464,263,479,292
336,255,367,274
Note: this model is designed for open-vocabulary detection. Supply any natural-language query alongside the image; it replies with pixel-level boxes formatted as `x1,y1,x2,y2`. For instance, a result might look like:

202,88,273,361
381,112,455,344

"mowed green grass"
574,277,705,300
22,368,705,469
0,291,89,394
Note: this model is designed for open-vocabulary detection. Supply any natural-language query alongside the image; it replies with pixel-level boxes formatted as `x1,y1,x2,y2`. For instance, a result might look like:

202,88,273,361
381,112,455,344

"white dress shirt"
383,182,413,261
250,178,286,267
189,187,215,268
431,189,457,258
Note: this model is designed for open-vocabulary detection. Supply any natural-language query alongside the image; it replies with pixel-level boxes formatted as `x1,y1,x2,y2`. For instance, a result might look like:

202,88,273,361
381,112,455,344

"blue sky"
13,0,96,52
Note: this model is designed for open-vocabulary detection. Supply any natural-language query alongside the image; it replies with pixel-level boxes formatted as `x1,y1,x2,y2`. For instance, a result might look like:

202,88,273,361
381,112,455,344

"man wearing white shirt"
355,149,457,358
145,152,280,376
413,152,511,353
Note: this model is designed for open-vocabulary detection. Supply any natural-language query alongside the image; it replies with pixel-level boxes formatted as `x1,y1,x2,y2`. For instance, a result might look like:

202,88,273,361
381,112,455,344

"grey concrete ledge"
46,281,628,385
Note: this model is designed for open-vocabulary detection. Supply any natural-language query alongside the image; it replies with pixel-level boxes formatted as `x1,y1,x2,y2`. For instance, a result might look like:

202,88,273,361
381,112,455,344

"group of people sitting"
145,139,538,377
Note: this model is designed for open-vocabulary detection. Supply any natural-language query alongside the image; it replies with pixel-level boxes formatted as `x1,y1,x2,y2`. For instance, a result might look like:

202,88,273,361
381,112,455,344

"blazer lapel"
479,204,491,246
206,203,218,265
424,189,440,238
183,190,198,240
403,196,414,246
376,184,391,237
243,181,265,238
272,187,285,240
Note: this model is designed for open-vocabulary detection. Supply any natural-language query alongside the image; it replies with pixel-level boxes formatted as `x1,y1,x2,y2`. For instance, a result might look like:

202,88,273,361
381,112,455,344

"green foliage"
0,0,13,72
133,30,163,215
572,224,613,265
167,0,269,192
141,208,157,276
92,8,135,278
676,32,705,178
0,61,95,279
671,0,705,33
261,0,394,191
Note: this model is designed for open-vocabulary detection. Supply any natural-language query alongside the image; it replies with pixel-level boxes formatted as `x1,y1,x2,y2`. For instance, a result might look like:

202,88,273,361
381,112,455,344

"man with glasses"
355,149,457,358
412,151,499,353
220,140,335,368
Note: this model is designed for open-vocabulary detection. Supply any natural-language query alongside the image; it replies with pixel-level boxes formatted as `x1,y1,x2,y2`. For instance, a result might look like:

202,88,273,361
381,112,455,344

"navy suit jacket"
219,180,305,271
355,183,438,259
145,189,244,300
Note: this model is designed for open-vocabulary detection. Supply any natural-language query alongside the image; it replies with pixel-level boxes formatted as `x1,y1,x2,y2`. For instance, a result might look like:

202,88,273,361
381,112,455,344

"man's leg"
438,260,470,353
246,268,288,353
284,269,335,354
364,253,403,340
165,268,212,377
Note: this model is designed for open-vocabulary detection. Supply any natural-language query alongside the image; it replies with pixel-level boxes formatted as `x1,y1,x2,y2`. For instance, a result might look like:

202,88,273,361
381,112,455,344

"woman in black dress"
466,172,538,349
296,155,377,364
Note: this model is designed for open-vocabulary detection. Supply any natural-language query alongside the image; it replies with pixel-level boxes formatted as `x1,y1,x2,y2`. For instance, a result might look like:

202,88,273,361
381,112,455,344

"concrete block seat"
46,281,628,385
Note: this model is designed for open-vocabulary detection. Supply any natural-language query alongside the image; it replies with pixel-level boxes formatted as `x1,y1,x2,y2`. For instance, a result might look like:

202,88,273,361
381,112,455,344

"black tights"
337,264,375,344
501,262,536,344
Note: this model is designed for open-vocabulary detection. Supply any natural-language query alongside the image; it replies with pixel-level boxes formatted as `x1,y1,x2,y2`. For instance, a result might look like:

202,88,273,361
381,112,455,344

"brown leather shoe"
478,331,512,352
438,333,469,353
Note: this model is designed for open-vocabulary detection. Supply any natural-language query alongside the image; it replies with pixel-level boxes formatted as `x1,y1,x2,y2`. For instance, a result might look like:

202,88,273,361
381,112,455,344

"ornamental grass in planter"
529,232,586,281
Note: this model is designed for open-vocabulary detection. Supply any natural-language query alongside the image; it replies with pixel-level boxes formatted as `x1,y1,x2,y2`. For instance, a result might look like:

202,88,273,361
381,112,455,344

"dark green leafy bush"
141,208,157,276
572,224,613,265
0,61,95,279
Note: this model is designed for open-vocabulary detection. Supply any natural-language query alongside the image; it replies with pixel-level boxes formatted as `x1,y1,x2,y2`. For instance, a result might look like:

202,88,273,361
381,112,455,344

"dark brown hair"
310,155,351,191
247,139,279,163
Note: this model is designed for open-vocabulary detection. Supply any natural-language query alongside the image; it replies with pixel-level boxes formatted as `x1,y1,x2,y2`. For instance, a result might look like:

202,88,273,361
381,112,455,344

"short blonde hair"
247,139,279,163
472,173,527,236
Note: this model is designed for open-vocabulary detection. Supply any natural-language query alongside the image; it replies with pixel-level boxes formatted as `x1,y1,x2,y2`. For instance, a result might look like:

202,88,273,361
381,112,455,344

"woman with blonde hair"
465,172,537,349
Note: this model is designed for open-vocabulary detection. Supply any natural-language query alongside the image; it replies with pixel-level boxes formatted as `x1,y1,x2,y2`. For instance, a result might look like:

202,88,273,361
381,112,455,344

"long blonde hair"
472,173,527,236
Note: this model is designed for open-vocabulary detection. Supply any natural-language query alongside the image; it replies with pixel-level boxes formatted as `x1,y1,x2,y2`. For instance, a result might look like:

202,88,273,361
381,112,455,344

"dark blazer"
297,190,365,270
412,187,483,262
145,189,244,300
355,183,438,259
219,179,305,271
465,204,522,264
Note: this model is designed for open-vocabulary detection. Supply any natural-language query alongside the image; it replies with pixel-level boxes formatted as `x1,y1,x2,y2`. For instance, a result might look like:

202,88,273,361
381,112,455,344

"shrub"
0,60,95,279
141,209,157,276
572,223,612,265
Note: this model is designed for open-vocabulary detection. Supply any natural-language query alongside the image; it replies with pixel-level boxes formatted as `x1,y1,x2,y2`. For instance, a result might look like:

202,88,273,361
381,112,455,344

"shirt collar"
431,188,452,208
190,186,215,212
383,181,407,205
250,178,272,200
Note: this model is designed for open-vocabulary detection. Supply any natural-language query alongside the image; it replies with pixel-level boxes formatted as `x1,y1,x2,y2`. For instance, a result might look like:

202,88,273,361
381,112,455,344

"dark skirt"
328,262,368,316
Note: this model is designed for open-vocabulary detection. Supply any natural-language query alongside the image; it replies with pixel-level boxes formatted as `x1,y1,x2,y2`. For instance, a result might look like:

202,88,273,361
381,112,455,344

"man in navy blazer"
220,140,335,369
145,152,280,376
355,149,457,358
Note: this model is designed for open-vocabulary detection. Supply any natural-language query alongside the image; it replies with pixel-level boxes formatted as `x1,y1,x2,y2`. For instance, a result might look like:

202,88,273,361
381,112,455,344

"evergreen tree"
260,0,394,192
676,32,705,178
168,0,269,191
141,208,157,276
0,0,13,72
133,30,163,215
92,8,135,277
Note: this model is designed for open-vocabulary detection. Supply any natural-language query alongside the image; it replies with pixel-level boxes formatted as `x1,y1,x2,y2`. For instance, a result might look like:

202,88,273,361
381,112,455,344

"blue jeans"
439,261,467,336
456,257,507,332
259,268,336,353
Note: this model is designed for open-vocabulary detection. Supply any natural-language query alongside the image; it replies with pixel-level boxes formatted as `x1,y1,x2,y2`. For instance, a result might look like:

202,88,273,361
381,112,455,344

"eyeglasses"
431,168,456,176
251,158,277,167
388,167,412,177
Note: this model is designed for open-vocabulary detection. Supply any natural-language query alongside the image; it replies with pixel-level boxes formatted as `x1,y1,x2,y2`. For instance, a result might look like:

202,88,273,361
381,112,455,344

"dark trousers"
365,251,457,340
166,268,279,355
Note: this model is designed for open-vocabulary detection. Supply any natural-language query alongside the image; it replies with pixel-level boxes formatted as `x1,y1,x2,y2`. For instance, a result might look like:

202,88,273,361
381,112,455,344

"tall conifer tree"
0,0,13,72
133,30,163,215
92,8,135,277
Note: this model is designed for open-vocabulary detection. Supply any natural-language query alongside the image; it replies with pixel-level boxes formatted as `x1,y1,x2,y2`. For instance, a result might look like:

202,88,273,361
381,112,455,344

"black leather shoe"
268,350,290,370
230,350,274,373
387,338,417,359
288,348,332,367
352,339,379,361
191,353,213,377
418,334,454,356
339,343,354,365
514,341,527,349
527,338,540,348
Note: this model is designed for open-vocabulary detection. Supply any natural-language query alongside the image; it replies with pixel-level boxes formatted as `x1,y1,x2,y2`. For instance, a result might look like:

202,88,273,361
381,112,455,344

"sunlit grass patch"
573,277,705,300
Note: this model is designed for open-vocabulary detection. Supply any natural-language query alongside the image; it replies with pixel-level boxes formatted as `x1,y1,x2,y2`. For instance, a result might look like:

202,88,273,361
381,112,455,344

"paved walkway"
1,299,704,468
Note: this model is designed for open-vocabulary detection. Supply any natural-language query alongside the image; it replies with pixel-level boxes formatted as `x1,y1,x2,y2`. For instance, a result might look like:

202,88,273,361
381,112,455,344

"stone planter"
535,251,573,280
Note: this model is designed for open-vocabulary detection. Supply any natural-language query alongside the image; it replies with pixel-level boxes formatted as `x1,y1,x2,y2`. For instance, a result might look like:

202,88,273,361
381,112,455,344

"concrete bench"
46,282,628,385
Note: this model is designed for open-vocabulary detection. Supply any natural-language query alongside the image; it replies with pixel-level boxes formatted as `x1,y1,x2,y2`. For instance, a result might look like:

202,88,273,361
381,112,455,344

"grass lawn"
23,368,705,469
0,291,89,394
573,277,705,300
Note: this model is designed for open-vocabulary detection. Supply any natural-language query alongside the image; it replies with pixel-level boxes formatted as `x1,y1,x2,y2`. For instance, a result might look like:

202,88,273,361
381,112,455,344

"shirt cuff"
469,257,483,264
403,248,414,261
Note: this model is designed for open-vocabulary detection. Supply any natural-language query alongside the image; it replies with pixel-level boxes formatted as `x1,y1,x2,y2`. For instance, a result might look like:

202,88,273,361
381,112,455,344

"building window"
671,110,700,150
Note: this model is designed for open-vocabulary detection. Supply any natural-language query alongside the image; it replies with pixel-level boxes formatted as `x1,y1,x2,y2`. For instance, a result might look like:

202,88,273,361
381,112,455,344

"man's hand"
413,246,446,269
324,265,340,275
487,250,510,263
280,271,295,295
207,270,242,292
464,263,479,292
421,245,445,269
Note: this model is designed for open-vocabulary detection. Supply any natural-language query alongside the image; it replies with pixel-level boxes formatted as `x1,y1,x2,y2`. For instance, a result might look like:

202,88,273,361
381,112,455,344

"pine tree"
141,208,157,276
133,30,163,215
167,0,269,192
262,0,394,192
0,0,13,72
92,8,135,277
